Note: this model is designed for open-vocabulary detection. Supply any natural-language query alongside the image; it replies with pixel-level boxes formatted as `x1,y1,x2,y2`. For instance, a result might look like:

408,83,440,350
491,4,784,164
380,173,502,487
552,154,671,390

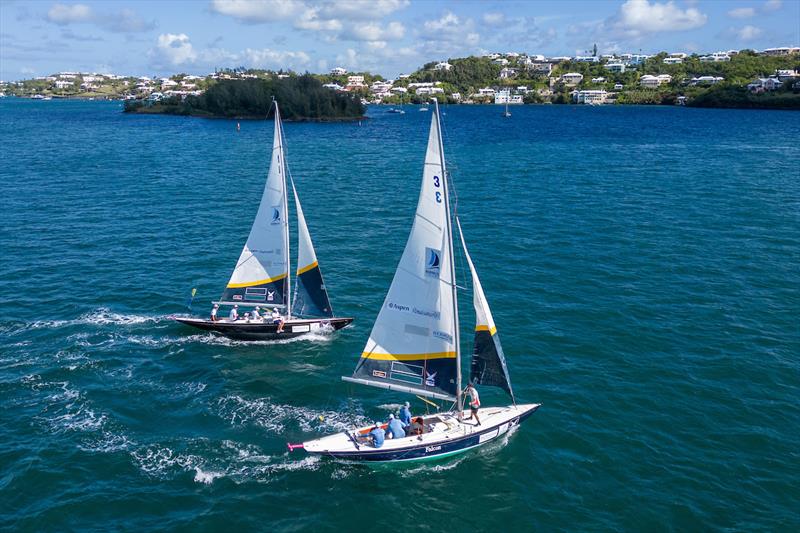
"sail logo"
425,247,441,277
425,371,437,386
267,290,275,301
432,330,453,343
271,206,281,224
372,370,387,379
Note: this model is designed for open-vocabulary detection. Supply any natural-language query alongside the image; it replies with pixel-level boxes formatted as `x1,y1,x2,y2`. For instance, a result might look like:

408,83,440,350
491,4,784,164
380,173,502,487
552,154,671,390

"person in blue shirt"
399,401,412,427
364,422,385,448
385,413,405,440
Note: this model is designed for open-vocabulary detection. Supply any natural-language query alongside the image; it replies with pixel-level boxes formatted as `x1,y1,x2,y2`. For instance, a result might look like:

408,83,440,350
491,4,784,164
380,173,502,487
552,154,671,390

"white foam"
23,307,168,332
194,467,224,485
217,395,369,435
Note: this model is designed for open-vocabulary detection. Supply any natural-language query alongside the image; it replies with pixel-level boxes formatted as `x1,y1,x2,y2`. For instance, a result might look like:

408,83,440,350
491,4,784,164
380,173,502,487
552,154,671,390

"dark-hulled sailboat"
175,102,353,340
289,100,538,461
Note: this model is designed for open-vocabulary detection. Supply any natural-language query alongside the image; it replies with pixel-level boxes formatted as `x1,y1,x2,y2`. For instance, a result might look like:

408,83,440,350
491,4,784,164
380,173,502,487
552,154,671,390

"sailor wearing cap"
385,413,406,440
399,401,412,427
364,422,385,448
251,306,261,320
229,304,239,321
271,307,285,333
210,303,219,322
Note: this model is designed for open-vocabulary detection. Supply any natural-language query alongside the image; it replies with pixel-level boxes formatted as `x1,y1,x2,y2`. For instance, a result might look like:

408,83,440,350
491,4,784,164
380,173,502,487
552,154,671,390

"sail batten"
346,101,459,400
220,103,290,308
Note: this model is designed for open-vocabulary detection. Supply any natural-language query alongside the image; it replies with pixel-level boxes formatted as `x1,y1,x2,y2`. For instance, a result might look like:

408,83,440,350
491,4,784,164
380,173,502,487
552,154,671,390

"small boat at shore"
174,101,353,340
289,100,538,462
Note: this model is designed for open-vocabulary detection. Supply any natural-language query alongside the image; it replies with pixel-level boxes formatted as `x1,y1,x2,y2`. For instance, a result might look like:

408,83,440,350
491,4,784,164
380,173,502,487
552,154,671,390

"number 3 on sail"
173,101,353,341
289,99,539,463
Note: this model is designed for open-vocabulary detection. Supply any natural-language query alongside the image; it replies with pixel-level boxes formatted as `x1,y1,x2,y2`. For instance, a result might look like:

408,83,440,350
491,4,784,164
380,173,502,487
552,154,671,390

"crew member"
464,382,481,426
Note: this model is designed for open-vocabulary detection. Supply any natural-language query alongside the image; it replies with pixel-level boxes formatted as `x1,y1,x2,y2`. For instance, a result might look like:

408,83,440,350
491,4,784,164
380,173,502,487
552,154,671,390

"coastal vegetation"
123,75,365,120
4,49,798,110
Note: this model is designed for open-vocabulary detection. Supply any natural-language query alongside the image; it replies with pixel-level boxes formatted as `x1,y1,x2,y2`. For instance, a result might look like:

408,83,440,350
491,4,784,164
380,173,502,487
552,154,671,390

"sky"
1,0,799,80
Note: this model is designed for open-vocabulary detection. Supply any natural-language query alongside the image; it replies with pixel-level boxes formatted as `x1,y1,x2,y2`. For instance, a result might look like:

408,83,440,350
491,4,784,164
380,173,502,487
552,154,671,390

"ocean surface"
1,98,798,531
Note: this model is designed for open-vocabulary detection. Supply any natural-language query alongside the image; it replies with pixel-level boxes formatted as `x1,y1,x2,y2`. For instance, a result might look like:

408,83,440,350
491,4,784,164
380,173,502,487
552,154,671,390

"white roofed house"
605,63,626,73
663,57,683,65
493,57,509,66
690,76,724,86
573,90,608,104
747,78,783,92
345,75,366,91
415,86,444,96
526,62,553,75
160,79,178,88
700,52,731,62
450,92,461,101
639,74,672,88
322,83,343,91
499,67,517,79
494,89,523,105
614,83,624,90
390,86,408,94
559,72,584,86
591,77,606,83
330,67,347,75
54,80,74,89
433,62,453,71
776,69,800,82
760,47,800,56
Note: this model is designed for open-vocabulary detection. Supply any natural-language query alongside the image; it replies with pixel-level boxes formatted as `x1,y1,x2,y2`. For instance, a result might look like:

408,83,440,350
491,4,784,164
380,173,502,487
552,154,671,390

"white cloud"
316,0,409,21
151,33,197,67
763,0,782,11
728,7,756,19
45,2,154,32
294,8,343,31
617,0,707,33
147,33,311,72
482,12,505,27
421,12,479,45
210,0,303,23
736,24,763,41
346,21,405,41
47,3,93,25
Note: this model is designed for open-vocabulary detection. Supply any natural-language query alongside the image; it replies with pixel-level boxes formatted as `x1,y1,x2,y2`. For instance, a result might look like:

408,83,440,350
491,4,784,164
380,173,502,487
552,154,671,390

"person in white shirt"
271,307,284,333
251,306,261,320
210,304,219,322
229,305,239,321
464,382,481,426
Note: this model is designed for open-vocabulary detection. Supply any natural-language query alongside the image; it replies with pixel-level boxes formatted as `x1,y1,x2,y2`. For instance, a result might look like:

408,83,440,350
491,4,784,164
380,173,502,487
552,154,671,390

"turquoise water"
1,99,799,530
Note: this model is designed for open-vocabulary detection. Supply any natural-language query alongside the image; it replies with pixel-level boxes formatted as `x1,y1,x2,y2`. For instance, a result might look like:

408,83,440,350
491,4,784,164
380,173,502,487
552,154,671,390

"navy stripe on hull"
313,406,538,462
294,266,333,318
174,317,353,341
220,277,287,307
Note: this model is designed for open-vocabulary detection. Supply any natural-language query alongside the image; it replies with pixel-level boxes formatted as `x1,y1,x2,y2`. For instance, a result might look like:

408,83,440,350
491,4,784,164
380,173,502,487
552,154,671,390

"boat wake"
217,395,369,435
6,307,170,336
131,440,322,484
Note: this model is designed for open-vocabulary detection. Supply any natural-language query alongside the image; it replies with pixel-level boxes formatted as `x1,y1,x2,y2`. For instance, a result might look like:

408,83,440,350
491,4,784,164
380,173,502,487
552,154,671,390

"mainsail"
457,219,515,402
291,180,334,317
220,103,290,308
343,103,459,401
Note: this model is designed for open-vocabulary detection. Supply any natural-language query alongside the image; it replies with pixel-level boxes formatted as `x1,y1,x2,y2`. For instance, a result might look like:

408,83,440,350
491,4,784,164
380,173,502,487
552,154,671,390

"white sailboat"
289,100,538,461
175,102,353,340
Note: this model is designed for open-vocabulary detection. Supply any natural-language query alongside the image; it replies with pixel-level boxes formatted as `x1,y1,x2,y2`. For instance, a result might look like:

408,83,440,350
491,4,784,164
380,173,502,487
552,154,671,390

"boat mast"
275,100,292,319
433,98,462,416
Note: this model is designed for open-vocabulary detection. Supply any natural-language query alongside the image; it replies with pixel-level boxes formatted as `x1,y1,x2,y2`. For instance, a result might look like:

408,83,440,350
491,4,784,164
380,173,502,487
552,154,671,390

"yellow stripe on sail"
226,273,287,289
476,324,497,335
296,261,319,276
361,351,456,361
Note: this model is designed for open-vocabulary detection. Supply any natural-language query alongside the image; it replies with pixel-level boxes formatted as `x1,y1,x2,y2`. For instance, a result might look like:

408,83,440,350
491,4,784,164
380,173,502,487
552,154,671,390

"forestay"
344,109,458,401
457,219,515,402
291,180,333,318
220,104,290,307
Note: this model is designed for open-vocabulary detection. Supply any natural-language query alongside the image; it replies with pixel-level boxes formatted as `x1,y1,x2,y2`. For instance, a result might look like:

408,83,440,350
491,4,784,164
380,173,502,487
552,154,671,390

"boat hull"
173,316,353,340
300,404,539,463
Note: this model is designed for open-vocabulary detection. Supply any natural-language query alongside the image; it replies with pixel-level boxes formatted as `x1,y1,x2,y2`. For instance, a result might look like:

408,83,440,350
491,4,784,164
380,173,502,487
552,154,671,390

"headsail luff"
220,103,290,308
456,218,515,402
291,179,334,318
343,102,458,402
